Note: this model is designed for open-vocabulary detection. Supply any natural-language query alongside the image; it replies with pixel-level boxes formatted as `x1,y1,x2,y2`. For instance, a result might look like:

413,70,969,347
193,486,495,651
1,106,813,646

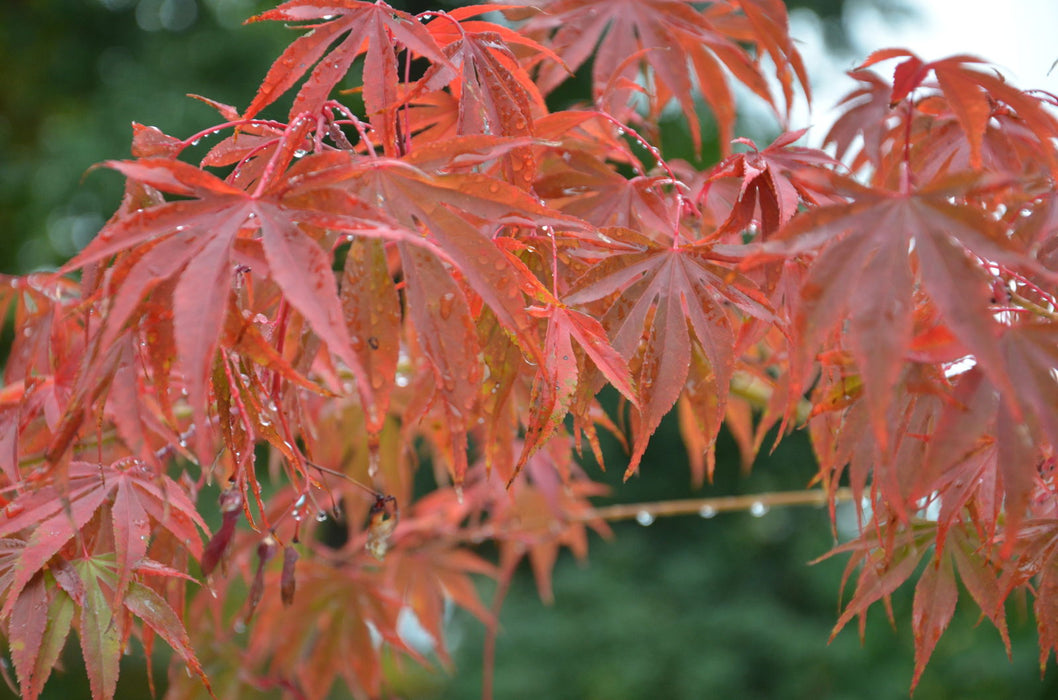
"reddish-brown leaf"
0,460,206,621
763,173,1025,451
123,582,214,696
518,0,806,151
77,563,121,700
516,304,637,481
246,0,448,130
567,227,770,476
911,552,958,690
703,129,841,238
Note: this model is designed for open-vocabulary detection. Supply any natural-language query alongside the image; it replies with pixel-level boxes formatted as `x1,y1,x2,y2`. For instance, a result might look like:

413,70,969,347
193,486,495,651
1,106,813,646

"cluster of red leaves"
2,1,1058,697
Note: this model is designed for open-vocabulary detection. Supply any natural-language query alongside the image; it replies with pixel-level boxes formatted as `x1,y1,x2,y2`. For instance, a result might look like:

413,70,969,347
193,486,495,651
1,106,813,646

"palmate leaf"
567,226,771,476
67,557,214,700
62,142,381,466
245,0,449,150
415,6,558,184
245,559,415,700
761,172,1027,451
920,326,1058,547
858,49,1058,174
515,0,807,151
703,129,841,239
386,546,497,666
516,303,638,483
283,152,591,480
0,460,206,623
535,152,681,239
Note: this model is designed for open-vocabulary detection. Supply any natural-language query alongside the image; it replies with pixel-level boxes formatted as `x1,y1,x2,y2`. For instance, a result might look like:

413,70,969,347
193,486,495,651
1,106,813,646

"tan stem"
580,486,855,523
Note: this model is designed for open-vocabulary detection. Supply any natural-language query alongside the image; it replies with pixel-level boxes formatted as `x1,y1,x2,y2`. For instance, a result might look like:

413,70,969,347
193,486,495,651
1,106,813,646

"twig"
581,487,855,523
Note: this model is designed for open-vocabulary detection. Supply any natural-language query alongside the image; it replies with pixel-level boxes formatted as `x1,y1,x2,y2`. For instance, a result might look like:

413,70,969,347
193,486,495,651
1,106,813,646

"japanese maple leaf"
703,129,842,239
515,0,808,152
60,124,379,467
762,172,1028,451
283,155,584,482
421,6,553,135
46,556,213,700
535,151,681,240
919,355,1054,557
246,559,415,699
567,226,771,476
0,459,207,622
284,152,588,360
409,6,564,186
859,49,1058,174
245,0,449,152
516,302,638,483
823,69,901,177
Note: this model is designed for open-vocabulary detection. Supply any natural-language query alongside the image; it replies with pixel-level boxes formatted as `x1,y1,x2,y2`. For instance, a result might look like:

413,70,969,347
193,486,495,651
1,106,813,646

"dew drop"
635,510,655,526
233,618,247,634
454,485,464,504
698,505,717,519
439,292,456,320
367,440,381,478
749,501,769,518
315,511,328,522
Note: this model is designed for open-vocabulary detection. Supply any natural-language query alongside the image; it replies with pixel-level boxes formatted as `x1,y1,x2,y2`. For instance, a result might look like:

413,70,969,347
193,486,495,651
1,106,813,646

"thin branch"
581,487,855,523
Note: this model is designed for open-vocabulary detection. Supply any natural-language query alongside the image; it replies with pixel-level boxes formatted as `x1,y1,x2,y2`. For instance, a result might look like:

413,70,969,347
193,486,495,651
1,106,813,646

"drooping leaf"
567,227,771,476
123,581,213,696
911,552,958,690
858,50,1058,174
761,172,1026,451
703,129,841,239
77,562,122,700
246,0,448,141
516,0,807,151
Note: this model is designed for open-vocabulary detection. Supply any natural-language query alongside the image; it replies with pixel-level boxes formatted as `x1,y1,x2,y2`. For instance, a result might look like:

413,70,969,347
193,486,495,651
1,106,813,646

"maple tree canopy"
2,1,1058,698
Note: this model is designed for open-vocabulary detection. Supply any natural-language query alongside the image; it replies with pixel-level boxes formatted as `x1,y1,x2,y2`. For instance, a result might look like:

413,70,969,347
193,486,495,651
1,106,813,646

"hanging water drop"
749,501,769,518
315,510,328,522
439,292,456,320
698,505,717,519
635,510,655,526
